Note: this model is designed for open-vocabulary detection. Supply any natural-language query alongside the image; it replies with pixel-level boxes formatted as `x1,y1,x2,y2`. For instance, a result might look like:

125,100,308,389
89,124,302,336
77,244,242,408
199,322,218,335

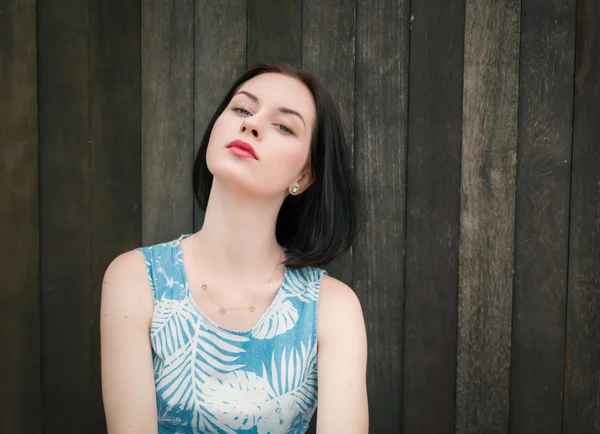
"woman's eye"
276,124,294,135
233,107,251,116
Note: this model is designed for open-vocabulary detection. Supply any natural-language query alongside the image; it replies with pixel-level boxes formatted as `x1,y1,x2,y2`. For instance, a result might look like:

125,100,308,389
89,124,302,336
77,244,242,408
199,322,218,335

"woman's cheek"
273,150,309,188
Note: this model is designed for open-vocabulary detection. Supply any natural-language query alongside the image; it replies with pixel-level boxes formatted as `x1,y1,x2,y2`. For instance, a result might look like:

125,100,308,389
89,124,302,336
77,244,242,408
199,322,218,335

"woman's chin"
212,175,286,204
209,160,252,184
208,155,290,199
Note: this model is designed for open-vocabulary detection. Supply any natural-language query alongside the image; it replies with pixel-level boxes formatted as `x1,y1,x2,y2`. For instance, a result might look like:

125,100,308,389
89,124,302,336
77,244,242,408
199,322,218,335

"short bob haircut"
192,62,357,269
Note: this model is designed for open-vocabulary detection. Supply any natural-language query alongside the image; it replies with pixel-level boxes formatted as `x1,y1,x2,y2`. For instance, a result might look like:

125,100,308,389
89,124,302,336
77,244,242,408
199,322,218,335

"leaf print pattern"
252,267,327,341
201,370,274,431
151,300,249,433
151,298,198,359
138,235,323,434
281,267,325,303
260,338,318,418
252,299,299,340
200,338,318,433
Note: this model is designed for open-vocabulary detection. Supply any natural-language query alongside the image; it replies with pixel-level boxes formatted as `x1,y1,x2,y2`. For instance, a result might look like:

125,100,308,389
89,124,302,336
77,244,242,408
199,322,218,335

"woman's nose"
240,116,260,138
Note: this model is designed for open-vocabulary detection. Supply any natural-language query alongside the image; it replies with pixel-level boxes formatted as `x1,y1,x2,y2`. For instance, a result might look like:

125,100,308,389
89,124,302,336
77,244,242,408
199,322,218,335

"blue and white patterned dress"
137,234,326,434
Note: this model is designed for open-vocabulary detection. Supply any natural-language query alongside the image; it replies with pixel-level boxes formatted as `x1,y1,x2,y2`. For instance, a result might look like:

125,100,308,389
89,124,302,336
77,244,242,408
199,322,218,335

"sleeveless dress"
137,234,326,434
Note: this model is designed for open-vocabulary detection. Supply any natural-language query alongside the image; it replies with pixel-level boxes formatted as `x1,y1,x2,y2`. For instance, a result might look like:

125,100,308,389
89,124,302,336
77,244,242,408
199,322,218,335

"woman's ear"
294,169,313,194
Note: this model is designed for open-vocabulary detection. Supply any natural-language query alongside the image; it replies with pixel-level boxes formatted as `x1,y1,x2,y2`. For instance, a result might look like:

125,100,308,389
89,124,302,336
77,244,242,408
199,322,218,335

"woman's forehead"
237,74,315,114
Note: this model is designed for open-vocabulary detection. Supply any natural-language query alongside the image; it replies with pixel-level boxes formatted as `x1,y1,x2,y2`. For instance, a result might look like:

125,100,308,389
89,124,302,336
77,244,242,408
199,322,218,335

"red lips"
226,139,259,160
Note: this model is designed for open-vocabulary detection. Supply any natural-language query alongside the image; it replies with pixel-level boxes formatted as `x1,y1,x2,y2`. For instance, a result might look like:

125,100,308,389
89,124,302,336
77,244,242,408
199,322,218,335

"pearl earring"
290,186,299,194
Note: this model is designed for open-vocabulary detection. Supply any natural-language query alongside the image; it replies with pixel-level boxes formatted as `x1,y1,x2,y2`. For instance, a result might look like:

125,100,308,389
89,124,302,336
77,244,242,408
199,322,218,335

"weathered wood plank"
302,0,355,286
0,1,41,432
38,0,92,431
142,0,194,245
403,0,465,433
509,0,576,433
563,0,600,432
456,0,520,433
353,0,409,432
89,1,142,431
247,0,301,67
194,0,247,230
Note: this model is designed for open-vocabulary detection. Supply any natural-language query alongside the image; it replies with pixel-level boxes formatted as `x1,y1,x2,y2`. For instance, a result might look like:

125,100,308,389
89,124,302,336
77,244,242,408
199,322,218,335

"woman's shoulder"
101,249,154,326
104,249,147,282
317,275,365,343
318,275,362,311
104,234,185,292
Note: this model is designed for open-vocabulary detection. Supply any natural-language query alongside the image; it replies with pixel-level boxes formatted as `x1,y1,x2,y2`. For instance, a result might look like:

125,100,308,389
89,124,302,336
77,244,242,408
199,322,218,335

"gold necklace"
191,232,283,315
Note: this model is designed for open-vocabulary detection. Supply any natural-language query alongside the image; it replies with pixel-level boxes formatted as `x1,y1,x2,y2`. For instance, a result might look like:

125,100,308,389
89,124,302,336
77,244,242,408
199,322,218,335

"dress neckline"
174,233,290,335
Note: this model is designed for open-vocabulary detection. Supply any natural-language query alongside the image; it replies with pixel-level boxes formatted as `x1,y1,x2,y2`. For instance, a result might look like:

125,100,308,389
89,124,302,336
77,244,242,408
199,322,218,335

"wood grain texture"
38,0,92,431
302,0,356,286
353,0,409,432
456,0,520,433
89,1,142,432
142,0,194,245
403,1,465,433
563,0,600,432
194,0,247,231
247,0,301,67
0,1,41,432
508,0,576,433
2,2,596,432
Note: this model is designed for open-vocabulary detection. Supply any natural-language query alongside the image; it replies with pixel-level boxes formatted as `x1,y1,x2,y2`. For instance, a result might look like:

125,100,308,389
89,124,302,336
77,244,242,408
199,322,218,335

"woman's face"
206,73,316,200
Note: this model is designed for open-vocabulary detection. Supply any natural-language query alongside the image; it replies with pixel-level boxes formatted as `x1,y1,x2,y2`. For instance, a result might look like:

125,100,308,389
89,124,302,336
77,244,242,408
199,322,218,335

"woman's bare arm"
316,275,369,433
100,250,158,434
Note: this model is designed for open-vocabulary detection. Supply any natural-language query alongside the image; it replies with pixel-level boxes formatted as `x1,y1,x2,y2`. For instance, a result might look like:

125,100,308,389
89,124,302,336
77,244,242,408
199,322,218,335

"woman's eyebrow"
278,108,305,126
235,90,305,126
236,90,259,103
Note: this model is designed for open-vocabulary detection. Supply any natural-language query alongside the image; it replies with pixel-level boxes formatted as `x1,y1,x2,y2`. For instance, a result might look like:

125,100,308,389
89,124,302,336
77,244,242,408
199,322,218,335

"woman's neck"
194,179,285,280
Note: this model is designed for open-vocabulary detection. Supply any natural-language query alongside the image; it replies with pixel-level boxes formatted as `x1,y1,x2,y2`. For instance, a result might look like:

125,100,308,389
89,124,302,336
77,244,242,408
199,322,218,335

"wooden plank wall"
564,1,600,433
1,0,598,433
0,1,40,433
403,0,463,432
37,1,92,431
355,1,408,432
457,0,521,431
510,0,576,433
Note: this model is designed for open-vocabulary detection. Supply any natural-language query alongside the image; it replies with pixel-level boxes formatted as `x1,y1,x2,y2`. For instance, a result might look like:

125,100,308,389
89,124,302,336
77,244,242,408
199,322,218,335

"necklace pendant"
219,308,226,315
249,305,255,313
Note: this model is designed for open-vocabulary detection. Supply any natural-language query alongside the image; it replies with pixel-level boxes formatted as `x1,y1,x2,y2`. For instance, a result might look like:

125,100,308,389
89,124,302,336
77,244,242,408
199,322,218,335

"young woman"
101,62,368,434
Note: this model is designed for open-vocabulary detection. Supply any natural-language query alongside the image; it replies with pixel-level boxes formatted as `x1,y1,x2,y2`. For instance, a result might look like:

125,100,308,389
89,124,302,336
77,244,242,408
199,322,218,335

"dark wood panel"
456,1,520,433
194,0,247,231
563,0,600,432
509,0,576,433
38,0,92,431
0,1,41,432
301,0,355,286
142,0,194,245
89,1,142,432
403,0,465,433
353,0,409,432
247,0,301,67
